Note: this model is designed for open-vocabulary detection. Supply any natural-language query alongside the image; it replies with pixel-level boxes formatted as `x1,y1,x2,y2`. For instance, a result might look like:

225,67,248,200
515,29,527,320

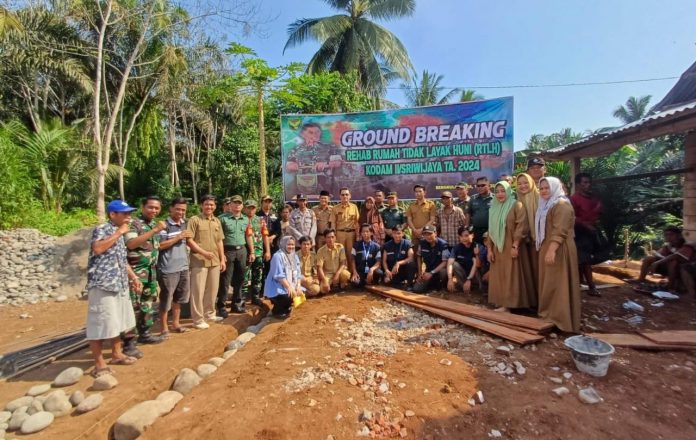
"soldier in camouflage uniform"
123,196,167,354
285,123,342,196
242,200,268,305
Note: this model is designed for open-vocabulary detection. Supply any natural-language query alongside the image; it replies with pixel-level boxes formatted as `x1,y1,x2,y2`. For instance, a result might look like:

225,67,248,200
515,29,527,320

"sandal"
109,355,138,366
90,367,115,378
160,331,170,340
171,326,190,333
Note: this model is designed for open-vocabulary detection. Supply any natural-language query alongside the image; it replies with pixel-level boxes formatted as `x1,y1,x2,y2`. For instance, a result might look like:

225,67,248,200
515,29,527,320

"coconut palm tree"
459,89,484,102
401,70,458,106
613,95,651,124
283,0,415,98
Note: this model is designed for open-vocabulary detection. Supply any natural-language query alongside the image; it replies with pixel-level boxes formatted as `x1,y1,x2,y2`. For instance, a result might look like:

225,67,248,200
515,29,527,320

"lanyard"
362,241,370,271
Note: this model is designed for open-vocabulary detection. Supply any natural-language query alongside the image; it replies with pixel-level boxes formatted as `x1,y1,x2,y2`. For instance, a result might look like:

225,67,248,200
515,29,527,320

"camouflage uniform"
242,216,264,300
124,216,160,335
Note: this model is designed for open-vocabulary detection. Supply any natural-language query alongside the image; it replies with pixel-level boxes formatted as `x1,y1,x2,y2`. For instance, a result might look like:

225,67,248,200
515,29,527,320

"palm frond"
366,0,416,20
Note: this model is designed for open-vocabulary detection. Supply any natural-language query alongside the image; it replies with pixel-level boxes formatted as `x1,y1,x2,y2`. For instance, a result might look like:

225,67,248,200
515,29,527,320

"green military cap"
230,195,243,203
455,182,470,189
223,197,233,204
387,191,398,198
261,194,273,201
244,199,257,207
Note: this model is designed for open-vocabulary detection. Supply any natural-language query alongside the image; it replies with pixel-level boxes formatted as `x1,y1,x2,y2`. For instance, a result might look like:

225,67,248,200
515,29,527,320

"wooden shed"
546,61,696,239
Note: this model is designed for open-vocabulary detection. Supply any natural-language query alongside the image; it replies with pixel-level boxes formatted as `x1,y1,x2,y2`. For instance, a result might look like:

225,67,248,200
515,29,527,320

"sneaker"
123,346,144,359
194,322,210,329
217,308,229,319
137,332,164,345
211,316,224,322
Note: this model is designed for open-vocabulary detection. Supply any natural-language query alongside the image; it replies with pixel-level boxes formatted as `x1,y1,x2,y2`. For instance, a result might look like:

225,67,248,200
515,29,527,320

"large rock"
0,411,10,424
196,364,217,379
69,391,85,407
26,384,51,397
20,411,54,434
53,367,83,387
208,357,225,367
26,400,43,415
76,394,103,414
113,401,167,440
5,396,33,413
236,332,256,344
155,391,183,415
43,391,72,417
92,374,118,390
222,349,237,360
171,368,201,395
8,407,29,431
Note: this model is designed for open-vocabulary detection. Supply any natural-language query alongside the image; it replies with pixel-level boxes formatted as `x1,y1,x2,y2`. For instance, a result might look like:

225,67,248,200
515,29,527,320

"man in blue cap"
86,200,141,376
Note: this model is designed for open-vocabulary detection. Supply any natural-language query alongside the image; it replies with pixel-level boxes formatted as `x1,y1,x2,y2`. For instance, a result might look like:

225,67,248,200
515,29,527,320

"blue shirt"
418,237,450,272
87,222,129,293
263,251,302,298
351,240,381,272
450,242,478,274
382,239,412,269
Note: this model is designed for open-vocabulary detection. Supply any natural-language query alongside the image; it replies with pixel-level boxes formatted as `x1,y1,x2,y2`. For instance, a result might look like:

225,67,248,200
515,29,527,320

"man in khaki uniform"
297,236,321,296
407,184,436,245
312,190,333,249
316,229,351,293
186,195,226,329
330,187,359,271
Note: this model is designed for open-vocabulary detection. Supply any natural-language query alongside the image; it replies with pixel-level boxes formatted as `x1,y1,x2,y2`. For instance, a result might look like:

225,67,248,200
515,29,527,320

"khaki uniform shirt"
187,214,223,268
297,251,317,278
331,203,359,231
316,244,347,275
407,200,436,229
312,205,333,237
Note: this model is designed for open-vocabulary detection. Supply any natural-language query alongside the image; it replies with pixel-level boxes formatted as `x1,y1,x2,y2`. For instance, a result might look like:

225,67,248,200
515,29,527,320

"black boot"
137,329,164,344
122,337,144,359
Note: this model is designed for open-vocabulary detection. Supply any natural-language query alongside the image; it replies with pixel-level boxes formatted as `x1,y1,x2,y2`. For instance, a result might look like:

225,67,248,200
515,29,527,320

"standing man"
187,195,226,329
374,190,387,213
288,194,317,246
218,195,252,315
258,195,280,277
382,225,416,288
242,199,268,307
124,196,167,352
381,191,407,242
406,184,436,246
436,190,466,248
86,200,140,375
468,177,493,245
157,197,192,337
526,157,546,184
317,229,352,293
330,187,360,272
570,173,603,297
351,224,383,287
413,225,450,293
312,190,333,249
454,182,471,225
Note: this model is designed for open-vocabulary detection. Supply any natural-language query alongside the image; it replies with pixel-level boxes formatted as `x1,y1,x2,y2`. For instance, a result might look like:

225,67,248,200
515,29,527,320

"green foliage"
22,203,98,236
401,70,459,106
0,129,35,228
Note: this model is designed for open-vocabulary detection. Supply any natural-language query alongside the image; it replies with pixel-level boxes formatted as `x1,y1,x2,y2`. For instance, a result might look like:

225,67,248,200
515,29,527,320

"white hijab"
535,177,568,250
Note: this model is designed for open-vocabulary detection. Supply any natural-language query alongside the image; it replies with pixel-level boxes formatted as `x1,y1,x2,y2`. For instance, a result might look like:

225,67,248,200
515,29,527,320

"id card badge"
364,265,370,274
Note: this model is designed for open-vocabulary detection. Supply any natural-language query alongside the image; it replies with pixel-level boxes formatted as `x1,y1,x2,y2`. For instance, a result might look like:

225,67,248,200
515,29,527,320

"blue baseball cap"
107,200,137,213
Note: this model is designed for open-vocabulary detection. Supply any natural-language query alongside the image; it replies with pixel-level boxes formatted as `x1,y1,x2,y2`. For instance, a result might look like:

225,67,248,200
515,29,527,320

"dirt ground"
1,262,696,439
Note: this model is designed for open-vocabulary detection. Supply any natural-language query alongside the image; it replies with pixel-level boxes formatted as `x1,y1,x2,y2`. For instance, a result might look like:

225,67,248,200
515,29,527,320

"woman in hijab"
264,236,302,319
487,181,536,312
516,172,540,294
359,196,385,246
535,177,581,333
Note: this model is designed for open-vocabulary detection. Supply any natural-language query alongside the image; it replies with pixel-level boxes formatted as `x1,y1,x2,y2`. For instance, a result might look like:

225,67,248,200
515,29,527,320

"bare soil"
1,261,695,439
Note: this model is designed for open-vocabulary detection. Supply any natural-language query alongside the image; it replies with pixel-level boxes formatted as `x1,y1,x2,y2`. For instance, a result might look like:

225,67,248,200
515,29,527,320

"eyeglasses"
476,184,487,188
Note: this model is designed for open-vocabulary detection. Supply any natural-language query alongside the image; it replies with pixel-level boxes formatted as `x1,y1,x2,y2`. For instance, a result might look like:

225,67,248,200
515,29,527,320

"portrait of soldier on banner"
284,122,344,198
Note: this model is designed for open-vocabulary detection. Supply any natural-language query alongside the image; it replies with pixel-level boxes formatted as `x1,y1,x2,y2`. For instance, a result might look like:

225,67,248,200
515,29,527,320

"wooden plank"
367,285,553,333
397,298,544,345
585,333,694,350
638,331,696,346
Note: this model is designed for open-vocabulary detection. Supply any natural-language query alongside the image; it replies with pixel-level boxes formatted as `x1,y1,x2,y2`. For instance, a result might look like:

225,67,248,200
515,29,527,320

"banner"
280,97,513,201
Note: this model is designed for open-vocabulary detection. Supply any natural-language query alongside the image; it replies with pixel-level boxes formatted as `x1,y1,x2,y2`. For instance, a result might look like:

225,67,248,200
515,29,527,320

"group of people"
85,157,606,375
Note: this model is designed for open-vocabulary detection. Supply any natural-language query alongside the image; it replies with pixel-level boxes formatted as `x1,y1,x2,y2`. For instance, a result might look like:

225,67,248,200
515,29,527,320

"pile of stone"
0,366,109,437
0,229,65,306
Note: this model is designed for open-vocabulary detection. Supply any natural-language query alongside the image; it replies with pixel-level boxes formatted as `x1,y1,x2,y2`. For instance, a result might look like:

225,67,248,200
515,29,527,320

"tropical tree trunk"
257,88,267,195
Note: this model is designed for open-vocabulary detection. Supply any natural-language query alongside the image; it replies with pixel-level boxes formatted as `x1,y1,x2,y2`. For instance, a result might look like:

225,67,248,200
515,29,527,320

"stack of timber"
0,328,87,379
366,285,552,345
587,331,696,350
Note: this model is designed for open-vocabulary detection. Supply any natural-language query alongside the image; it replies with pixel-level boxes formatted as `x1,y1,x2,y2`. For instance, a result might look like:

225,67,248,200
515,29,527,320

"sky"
230,0,696,150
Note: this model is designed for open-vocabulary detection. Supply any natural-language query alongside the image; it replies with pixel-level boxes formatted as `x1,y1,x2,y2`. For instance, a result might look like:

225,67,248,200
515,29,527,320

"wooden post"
684,131,696,241
569,157,581,194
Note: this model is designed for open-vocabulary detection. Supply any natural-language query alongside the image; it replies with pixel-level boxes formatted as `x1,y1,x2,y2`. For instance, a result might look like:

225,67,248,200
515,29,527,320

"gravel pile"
0,229,65,306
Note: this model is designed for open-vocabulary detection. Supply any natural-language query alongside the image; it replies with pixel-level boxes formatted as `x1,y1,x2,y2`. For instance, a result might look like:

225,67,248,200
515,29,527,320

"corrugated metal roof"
652,60,696,112
547,99,696,155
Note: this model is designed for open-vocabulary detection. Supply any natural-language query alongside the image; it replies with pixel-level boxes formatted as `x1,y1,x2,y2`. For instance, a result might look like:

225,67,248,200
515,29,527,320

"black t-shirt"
450,242,477,274
382,239,412,269
257,210,281,251
418,238,450,272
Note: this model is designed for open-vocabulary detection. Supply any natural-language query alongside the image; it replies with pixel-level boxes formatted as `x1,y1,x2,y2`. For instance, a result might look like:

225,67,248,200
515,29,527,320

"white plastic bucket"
564,335,615,377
